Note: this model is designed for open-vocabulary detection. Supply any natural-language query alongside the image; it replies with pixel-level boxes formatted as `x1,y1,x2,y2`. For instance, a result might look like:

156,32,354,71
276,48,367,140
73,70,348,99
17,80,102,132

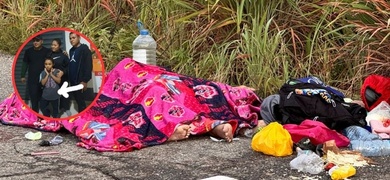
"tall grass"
0,0,41,52
0,0,389,97
240,19,288,97
347,0,390,76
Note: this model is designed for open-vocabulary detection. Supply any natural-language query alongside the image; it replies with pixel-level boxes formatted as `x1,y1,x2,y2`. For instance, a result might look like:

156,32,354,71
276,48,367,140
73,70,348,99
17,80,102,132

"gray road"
0,53,389,180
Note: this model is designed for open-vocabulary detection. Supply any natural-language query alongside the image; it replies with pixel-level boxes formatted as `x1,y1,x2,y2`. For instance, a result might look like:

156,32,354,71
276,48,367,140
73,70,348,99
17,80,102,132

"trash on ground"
252,122,293,157
326,163,356,180
365,101,390,139
290,148,324,174
39,135,64,146
30,151,60,156
209,136,239,142
201,175,237,180
24,131,42,140
322,140,340,154
343,125,390,156
294,137,323,156
326,150,371,167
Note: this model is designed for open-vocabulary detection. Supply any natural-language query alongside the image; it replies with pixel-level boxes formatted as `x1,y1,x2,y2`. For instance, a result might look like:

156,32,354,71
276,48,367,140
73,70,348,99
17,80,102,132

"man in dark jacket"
68,32,92,113
21,35,51,113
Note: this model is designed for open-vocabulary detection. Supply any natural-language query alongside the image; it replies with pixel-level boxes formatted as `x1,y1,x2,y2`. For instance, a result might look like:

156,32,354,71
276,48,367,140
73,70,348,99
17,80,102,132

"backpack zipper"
287,91,293,99
331,99,336,107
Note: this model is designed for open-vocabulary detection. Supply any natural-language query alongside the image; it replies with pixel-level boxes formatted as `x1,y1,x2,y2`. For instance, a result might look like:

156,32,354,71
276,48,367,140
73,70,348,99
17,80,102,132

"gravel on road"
0,52,15,101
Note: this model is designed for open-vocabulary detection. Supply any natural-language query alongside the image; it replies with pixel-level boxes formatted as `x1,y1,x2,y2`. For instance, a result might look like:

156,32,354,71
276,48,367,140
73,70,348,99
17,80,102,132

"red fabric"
361,74,390,111
283,120,350,147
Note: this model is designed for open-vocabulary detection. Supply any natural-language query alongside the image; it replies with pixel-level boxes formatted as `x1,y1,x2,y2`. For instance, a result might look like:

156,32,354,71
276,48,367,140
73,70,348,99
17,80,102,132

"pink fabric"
216,83,261,124
370,120,390,139
283,120,350,147
0,93,61,131
0,58,261,152
61,58,261,151
99,59,203,137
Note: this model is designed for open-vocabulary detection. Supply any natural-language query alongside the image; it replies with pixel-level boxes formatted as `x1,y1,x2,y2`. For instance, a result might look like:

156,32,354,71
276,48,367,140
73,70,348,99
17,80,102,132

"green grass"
0,0,389,98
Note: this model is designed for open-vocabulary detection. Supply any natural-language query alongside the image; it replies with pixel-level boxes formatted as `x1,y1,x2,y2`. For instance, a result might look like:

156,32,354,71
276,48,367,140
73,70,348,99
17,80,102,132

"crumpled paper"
326,150,371,167
324,140,373,167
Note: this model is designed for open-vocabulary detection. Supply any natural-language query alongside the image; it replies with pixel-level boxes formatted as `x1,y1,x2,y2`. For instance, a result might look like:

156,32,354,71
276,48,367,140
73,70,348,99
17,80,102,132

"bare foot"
168,124,191,141
210,123,233,142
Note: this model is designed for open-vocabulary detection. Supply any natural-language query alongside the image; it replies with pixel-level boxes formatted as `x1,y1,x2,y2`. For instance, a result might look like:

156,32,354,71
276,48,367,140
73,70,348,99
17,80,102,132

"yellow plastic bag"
251,122,293,157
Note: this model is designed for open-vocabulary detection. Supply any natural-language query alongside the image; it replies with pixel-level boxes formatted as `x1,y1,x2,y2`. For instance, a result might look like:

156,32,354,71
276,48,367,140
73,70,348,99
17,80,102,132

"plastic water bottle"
350,139,390,156
132,21,157,65
343,126,390,156
290,148,324,174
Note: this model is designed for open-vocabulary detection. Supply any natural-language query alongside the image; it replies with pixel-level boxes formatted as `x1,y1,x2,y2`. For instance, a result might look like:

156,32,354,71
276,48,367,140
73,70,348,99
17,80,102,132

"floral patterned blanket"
0,58,261,152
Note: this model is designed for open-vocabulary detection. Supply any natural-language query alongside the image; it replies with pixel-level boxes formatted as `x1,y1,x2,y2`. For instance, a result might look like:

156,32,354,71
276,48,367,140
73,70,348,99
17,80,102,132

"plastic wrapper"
290,148,324,174
251,122,293,157
366,101,390,139
366,101,390,123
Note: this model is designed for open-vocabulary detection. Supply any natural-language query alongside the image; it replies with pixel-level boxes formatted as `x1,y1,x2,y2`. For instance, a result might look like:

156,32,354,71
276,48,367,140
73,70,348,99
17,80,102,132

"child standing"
40,57,63,118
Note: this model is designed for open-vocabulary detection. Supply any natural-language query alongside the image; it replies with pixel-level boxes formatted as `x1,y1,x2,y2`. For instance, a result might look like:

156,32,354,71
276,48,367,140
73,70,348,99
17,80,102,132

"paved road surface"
1,53,389,180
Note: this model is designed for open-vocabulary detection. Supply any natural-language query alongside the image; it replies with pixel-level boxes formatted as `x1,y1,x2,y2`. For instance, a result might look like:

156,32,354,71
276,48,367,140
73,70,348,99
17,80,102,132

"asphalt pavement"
1,52,390,180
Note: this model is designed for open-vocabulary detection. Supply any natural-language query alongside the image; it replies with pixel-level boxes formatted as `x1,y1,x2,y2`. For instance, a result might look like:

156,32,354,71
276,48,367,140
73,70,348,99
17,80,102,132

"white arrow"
57,81,84,98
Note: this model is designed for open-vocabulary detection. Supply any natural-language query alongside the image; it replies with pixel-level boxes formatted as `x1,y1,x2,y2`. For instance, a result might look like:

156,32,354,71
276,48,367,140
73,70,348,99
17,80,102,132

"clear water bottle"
343,125,390,156
132,29,157,65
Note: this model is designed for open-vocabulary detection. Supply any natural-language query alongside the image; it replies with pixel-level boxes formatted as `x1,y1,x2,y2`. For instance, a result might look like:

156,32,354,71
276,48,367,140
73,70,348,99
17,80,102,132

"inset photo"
12,28,105,120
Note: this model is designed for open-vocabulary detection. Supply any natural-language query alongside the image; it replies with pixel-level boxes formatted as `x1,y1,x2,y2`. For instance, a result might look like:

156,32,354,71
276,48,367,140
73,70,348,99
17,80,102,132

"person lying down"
60,58,264,151
0,58,265,152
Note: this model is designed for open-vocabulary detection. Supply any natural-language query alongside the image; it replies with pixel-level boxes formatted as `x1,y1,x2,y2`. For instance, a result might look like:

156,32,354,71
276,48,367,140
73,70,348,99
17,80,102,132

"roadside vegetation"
0,0,389,98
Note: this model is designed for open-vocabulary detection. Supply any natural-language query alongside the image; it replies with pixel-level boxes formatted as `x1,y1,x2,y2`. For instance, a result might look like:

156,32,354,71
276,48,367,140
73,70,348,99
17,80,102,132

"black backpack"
278,79,367,131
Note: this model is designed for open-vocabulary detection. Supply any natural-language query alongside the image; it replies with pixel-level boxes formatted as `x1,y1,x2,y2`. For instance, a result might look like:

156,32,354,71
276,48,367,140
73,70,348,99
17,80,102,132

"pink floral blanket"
0,58,261,152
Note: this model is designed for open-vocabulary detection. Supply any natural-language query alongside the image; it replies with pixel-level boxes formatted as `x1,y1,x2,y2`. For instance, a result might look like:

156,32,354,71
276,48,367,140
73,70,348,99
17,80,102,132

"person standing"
49,38,71,117
39,57,63,118
21,35,51,113
68,32,93,113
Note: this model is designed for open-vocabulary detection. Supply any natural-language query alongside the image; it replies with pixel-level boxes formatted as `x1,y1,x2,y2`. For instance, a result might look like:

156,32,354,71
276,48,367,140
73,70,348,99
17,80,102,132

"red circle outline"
11,27,106,121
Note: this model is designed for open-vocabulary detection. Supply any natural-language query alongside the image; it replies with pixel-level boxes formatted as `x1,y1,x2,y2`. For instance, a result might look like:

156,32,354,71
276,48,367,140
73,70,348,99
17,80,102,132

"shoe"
65,110,72,117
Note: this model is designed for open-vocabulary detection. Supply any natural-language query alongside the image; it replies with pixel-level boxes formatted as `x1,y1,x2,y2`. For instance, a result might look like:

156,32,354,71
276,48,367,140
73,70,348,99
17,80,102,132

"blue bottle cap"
140,29,149,35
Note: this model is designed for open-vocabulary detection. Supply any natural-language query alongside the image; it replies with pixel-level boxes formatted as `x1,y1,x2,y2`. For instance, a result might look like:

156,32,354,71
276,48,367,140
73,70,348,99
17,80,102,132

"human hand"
81,82,87,92
63,51,69,57
50,70,55,76
57,70,64,78
21,77,26,84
